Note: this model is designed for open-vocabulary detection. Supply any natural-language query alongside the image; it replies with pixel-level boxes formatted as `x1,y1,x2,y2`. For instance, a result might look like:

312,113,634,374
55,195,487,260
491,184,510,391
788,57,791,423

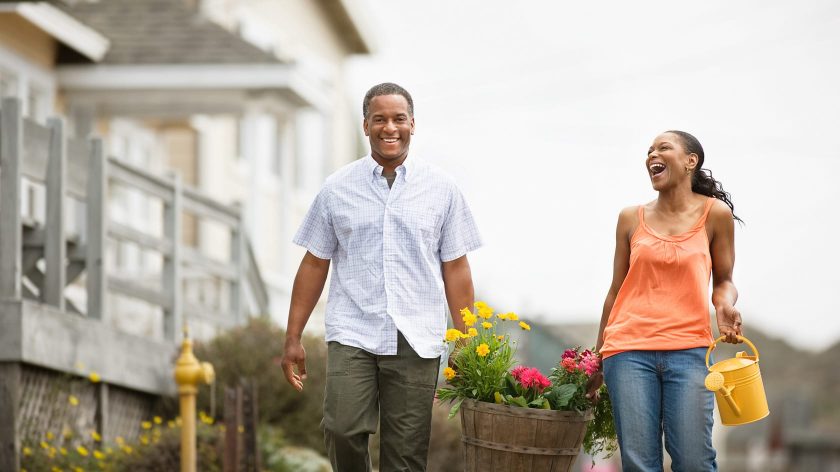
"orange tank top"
600,198,715,359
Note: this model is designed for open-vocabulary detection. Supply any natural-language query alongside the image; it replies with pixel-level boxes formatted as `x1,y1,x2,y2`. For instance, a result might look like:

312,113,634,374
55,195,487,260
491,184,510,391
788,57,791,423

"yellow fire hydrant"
173,330,215,472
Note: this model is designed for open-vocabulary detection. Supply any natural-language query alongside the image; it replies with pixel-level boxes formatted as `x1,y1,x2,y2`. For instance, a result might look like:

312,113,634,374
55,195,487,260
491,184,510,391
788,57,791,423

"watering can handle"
705,335,759,369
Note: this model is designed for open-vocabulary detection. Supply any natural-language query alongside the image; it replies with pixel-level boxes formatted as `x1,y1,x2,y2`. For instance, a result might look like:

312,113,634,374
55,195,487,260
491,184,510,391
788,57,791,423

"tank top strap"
692,197,716,230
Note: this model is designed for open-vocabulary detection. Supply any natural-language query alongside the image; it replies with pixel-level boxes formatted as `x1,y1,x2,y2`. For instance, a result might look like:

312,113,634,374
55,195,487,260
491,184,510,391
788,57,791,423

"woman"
593,130,743,471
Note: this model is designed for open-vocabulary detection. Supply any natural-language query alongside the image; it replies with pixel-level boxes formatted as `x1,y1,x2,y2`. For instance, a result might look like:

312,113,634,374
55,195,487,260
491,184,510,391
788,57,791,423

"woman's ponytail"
667,130,743,223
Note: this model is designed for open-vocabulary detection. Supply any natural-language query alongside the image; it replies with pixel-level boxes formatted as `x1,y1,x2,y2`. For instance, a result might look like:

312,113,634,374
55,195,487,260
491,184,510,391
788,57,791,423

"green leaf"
545,384,577,408
528,397,547,408
508,396,528,408
448,398,464,419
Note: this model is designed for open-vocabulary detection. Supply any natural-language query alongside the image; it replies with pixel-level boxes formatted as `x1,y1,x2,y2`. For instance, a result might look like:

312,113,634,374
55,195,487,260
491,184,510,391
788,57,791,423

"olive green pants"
321,333,440,472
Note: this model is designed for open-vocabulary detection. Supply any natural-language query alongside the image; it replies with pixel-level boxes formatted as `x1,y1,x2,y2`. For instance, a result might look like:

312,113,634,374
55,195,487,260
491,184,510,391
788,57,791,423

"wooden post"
230,220,246,326
0,98,22,300
223,386,243,472
164,174,183,341
96,383,110,443
0,362,22,472
44,117,67,309
86,138,107,320
242,379,259,472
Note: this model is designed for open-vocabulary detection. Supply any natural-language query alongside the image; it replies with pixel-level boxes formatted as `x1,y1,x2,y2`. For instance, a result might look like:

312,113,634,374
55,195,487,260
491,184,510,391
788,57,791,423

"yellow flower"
519,321,531,331
141,421,152,430
140,435,149,445
76,445,89,456
497,335,505,341
115,436,125,446
462,312,477,327
40,441,49,449
93,450,105,459
68,395,79,406
48,447,56,458
494,391,504,404
121,445,133,455
74,468,83,472
51,467,62,472
476,343,490,357
238,425,245,433
481,322,492,329
167,420,175,429
444,328,463,342
46,432,55,440
23,447,33,456
88,372,101,383
443,367,456,380
506,312,519,321
467,328,478,338
153,416,162,424
459,307,473,317
477,304,494,319
91,431,101,442
60,447,68,456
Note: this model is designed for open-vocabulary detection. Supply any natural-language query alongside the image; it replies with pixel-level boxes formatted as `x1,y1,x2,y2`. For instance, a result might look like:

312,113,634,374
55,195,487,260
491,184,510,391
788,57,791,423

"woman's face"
645,133,697,191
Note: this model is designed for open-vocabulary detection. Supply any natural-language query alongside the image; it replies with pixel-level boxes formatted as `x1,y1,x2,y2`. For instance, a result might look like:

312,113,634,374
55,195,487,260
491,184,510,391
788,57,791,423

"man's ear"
410,117,415,135
363,118,369,136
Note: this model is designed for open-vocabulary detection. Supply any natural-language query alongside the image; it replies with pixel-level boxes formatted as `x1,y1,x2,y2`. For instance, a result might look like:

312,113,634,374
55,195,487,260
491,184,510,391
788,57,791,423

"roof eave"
57,63,330,111
0,2,110,62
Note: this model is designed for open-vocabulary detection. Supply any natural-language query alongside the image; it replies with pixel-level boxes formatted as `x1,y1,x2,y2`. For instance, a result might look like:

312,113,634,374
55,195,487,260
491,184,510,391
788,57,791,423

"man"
280,82,482,471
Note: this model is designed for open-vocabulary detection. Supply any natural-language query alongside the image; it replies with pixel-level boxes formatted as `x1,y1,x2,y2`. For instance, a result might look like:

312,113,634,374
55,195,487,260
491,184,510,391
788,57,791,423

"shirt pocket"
398,206,442,247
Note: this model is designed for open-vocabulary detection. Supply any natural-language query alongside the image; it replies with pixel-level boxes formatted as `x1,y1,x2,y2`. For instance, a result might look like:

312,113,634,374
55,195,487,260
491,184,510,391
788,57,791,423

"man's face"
364,94,414,165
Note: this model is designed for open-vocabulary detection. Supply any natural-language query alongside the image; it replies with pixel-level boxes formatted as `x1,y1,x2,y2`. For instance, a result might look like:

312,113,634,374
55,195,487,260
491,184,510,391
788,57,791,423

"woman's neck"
656,184,699,214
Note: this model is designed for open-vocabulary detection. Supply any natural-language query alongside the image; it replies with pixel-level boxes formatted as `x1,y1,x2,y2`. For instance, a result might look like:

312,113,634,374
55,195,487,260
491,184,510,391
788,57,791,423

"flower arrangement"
436,302,617,458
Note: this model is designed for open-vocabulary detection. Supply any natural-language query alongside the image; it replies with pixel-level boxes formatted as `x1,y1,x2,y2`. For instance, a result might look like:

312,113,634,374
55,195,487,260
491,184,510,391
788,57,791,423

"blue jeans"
603,348,717,472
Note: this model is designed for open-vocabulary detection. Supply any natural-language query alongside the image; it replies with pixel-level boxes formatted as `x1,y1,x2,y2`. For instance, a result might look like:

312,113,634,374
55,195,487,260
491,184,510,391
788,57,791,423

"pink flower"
510,365,528,381
561,357,577,373
562,349,577,360
579,356,601,376
517,367,551,393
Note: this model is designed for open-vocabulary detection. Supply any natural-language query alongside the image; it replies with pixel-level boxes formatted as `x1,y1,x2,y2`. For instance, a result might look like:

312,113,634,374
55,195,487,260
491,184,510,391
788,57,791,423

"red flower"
562,349,577,360
561,357,577,373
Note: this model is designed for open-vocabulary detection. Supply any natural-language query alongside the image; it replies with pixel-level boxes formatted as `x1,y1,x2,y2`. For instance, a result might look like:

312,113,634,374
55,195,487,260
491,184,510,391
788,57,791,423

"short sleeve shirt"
293,155,482,358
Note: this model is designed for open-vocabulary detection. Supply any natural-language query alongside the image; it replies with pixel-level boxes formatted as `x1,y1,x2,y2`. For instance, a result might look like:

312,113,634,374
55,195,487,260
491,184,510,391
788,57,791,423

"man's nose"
384,120,398,132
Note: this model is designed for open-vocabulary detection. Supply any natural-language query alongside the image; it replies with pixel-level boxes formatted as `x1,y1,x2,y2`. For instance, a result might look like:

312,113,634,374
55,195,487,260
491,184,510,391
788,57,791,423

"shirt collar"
364,154,416,182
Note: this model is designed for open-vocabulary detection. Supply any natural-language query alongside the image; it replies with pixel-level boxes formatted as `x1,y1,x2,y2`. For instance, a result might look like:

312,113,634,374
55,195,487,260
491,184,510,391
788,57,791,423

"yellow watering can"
704,335,770,426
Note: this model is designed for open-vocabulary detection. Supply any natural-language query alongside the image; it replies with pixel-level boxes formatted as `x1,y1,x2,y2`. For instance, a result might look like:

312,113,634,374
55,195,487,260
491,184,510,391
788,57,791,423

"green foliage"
548,347,618,458
109,422,222,472
582,387,618,460
436,308,518,413
194,317,328,454
20,419,223,472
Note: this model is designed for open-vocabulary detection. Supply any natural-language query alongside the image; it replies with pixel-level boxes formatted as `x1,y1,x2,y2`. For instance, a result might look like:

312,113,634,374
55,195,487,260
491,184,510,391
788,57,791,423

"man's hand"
715,303,743,344
281,339,307,392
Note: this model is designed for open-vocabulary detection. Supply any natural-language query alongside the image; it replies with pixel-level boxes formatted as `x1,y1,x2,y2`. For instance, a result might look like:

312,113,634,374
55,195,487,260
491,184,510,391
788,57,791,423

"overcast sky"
346,0,840,351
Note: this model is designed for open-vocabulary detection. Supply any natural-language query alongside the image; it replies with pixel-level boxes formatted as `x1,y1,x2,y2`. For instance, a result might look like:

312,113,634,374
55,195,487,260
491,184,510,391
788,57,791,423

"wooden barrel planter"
459,399,593,472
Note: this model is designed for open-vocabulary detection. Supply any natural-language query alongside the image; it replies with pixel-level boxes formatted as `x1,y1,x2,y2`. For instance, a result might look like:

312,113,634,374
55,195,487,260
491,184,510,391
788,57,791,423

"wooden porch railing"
0,96,269,340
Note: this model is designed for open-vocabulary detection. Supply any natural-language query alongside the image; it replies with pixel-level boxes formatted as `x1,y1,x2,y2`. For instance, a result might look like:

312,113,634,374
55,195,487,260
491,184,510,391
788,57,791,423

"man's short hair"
362,83,414,118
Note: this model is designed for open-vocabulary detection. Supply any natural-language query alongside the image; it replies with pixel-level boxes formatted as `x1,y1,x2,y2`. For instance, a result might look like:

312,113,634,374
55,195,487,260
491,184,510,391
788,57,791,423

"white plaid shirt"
293,155,482,358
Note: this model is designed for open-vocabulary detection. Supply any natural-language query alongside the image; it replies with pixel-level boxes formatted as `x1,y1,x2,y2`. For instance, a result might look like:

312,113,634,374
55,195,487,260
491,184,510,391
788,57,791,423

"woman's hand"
715,303,743,344
585,369,604,403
